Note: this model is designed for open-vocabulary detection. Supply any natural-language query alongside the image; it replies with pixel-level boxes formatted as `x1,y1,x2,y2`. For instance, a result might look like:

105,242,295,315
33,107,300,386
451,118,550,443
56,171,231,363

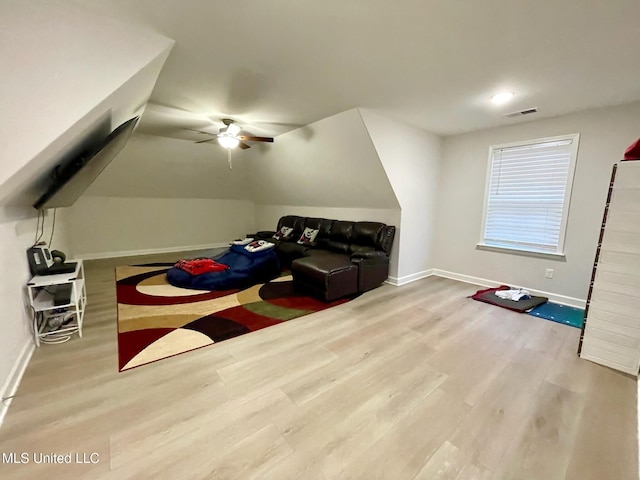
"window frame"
478,133,580,257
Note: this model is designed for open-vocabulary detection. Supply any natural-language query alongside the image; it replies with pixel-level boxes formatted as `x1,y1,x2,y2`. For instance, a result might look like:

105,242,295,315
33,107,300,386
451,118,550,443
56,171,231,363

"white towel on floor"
495,289,531,301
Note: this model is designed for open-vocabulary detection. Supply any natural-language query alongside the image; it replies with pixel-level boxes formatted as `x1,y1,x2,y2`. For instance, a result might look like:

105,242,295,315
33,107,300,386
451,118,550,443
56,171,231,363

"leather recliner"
254,215,395,301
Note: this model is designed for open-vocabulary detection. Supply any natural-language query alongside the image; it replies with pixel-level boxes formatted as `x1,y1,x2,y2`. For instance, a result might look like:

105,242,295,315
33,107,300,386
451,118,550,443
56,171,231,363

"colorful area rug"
116,263,355,371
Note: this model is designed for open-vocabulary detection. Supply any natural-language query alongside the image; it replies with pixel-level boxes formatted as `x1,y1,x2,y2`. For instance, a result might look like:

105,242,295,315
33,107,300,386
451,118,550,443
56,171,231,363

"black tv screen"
33,116,139,210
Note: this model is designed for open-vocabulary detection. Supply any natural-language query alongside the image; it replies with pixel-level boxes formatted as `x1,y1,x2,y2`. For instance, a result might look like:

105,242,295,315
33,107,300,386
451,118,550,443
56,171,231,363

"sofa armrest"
351,253,390,292
351,251,389,267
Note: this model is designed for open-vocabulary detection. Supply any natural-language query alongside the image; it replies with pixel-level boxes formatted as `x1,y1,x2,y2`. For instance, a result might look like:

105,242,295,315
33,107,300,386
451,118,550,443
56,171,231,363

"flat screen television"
33,116,139,210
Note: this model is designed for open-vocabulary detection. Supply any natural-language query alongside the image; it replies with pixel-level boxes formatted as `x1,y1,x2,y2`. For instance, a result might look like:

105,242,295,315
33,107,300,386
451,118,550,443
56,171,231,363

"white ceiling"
72,0,640,137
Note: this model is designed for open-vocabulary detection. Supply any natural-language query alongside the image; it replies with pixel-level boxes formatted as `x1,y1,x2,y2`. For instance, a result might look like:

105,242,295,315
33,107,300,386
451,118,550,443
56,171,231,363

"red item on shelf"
623,137,640,161
174,259,230,275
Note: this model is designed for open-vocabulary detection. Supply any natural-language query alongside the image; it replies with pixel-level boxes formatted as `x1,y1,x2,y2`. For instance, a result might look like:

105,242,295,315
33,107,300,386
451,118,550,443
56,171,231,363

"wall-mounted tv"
33,116,139,210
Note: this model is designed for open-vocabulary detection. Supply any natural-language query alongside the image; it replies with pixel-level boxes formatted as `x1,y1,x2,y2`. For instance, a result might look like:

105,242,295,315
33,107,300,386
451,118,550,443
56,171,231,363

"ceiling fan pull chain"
228,149,233,170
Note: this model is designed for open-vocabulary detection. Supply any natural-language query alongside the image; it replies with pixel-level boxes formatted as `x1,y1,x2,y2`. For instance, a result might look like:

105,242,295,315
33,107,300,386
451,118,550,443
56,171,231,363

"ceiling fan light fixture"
217,135,239,149
226,123,241,136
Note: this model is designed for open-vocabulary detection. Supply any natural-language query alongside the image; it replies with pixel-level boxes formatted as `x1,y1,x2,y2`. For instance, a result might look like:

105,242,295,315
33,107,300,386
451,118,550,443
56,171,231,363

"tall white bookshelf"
579,161,640,375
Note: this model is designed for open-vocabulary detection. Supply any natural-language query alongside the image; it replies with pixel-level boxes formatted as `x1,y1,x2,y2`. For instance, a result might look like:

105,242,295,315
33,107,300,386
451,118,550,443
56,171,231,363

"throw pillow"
297,227,319,246
273,226,294,240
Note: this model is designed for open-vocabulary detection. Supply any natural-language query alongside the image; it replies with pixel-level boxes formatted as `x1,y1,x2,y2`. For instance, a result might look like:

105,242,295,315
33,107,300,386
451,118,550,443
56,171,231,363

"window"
480,133,579,255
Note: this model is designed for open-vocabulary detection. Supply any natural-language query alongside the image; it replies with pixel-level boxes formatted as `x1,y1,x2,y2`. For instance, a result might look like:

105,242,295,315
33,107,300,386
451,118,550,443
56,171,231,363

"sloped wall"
360,109,443,283
0,0,174,419
247,109,400,209
60,133,257,257
85,133,252,200
0,0,174,204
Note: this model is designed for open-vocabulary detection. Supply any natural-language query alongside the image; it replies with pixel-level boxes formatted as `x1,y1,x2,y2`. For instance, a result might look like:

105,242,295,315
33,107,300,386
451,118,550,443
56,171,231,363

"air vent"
504,107,538,118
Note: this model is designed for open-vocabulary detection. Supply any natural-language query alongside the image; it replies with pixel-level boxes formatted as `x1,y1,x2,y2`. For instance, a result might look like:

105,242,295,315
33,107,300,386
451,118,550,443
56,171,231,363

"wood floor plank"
455,461,494,480
448,340,567,472
564,365,638,480
0,252,635,479
412,440,469,480
338,388,471,480
493,381,586,480
109,388,297,472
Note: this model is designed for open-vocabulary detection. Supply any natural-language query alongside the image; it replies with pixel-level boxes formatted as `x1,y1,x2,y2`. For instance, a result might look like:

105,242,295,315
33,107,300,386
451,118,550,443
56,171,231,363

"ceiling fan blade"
237,135,274,143
183,128,216,136
195,138,217,144
239,142,251,150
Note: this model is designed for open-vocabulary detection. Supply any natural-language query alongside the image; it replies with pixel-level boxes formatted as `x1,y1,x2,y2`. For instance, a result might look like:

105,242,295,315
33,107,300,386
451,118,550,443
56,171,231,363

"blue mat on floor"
528,302,584,328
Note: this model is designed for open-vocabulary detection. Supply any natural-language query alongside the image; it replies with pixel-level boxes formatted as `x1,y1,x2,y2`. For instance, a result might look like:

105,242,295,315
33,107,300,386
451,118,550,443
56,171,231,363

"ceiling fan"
190,118,274,150
185,118,275,169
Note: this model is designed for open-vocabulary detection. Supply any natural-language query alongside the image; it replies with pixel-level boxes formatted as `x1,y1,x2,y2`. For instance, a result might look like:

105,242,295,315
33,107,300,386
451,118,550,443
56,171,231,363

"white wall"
0,0,174,204
0,209,39,421
0,0,173,418
360,109,443,283
85,133,253,200
433,101,640,305
64,196,255,259
0,206,72,423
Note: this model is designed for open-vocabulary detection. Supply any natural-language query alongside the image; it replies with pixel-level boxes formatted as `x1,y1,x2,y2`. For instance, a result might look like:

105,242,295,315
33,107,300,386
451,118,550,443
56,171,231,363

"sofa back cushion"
348,222,385,255
276,216,395,255
327,220,354,253
277,215,302,232
354,222,385,246
309,218,335,248
277,215,306,241
303,217,322,231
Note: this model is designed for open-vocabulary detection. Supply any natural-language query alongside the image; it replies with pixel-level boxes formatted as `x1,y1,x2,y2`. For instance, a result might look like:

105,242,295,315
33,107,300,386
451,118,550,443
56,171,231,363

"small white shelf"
38,320,79,336
27,260,86,347
31,278,85,311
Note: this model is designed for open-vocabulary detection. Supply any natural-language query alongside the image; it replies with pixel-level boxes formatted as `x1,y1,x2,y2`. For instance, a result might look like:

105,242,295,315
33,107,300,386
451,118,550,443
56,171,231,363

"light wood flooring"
1,252,637,479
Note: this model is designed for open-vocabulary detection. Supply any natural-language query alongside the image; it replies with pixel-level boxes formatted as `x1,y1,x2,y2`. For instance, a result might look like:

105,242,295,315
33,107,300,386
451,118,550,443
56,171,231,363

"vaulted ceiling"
71,0,640,138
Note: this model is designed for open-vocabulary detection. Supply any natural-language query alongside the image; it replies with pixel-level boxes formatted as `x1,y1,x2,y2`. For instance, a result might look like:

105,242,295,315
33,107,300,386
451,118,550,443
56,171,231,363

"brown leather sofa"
254,215,395,301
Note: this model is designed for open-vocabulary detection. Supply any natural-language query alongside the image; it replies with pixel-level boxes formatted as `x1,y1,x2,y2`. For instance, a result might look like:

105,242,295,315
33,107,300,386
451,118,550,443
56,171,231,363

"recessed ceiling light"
491,91,515,105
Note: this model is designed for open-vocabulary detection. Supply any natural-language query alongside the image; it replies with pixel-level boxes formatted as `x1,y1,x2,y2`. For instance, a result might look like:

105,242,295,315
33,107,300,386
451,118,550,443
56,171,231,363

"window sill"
476,243,566,261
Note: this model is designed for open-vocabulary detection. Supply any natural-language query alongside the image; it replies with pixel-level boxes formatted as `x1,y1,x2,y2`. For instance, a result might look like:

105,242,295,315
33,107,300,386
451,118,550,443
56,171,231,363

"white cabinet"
579,161,640,374
26,260,86,346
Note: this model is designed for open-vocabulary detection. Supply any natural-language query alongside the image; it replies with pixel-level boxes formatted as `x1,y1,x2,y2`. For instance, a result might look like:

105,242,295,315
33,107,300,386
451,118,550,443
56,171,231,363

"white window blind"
482,135,578,254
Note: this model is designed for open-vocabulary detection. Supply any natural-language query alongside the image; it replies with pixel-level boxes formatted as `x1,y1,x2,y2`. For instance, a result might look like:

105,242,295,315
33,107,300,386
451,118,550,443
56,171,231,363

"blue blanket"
166,244,280,291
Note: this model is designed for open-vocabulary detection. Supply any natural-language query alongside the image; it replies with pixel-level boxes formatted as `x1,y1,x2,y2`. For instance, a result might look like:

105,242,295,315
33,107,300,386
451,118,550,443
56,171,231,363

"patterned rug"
116,263,355,371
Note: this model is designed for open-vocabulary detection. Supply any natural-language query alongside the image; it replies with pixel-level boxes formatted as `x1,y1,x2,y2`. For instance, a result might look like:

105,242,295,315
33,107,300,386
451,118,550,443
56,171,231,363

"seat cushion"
292,254,352,280
291,254,357,301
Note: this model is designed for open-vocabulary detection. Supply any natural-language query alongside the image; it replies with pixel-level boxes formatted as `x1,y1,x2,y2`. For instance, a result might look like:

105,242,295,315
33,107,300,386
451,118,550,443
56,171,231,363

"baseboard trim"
386,269,434,286
77,243,230,261
0,339,35,427
431,269,586,308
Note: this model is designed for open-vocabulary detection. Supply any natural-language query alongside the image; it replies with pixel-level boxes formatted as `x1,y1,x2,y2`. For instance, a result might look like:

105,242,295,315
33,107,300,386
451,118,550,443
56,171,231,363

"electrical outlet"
545,268,554,279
